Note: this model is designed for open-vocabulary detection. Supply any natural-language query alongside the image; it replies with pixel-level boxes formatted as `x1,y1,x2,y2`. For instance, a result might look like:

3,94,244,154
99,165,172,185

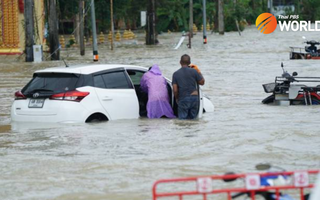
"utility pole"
268,0,273,14
218,0,224,35
79,0,85,56
25,0,34,62
234,0,241,36
188,0,193,49
91,0,98,61
146,0,156,45
213,0,219,33
48,0,60,60
110,0,114,50
189,0,193,38
202,0,207,44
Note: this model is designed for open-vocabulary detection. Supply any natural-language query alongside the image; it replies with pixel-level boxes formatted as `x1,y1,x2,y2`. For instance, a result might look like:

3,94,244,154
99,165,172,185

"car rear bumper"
11,99,89,123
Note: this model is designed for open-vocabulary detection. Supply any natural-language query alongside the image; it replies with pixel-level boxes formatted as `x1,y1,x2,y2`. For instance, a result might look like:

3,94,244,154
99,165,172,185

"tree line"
55,0,320,35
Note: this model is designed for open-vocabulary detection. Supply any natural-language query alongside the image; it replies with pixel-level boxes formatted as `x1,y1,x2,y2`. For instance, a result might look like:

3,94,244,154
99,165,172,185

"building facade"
0,0,45,55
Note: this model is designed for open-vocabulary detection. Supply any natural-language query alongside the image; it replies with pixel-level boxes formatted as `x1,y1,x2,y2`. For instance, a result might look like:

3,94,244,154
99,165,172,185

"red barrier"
152,170,319,200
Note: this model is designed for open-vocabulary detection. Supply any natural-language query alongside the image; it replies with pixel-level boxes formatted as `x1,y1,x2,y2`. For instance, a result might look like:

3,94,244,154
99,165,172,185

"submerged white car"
11,64,214,123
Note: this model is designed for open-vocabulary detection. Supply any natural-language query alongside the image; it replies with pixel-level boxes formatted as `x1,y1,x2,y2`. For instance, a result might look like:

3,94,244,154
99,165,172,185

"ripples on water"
0,27,320,200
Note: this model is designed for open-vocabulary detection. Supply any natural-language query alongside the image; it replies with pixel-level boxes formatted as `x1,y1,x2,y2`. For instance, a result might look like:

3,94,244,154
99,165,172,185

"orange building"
0,0,45,55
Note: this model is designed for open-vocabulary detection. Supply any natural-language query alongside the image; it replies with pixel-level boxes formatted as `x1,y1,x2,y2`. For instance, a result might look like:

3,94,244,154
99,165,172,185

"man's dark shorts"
178,95,199,119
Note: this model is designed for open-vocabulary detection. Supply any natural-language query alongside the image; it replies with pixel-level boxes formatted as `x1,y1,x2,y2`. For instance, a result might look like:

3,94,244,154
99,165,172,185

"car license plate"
28,99,45,108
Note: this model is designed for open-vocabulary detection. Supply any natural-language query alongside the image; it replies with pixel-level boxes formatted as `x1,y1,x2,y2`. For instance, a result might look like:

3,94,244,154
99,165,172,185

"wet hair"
180,54,191,65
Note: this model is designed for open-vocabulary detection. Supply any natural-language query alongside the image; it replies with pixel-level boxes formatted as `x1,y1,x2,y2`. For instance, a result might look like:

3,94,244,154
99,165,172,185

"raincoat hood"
149,64,162,75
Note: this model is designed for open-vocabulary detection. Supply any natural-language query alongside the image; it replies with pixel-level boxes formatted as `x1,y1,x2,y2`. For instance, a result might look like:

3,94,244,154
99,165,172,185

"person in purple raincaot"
140,64,176,119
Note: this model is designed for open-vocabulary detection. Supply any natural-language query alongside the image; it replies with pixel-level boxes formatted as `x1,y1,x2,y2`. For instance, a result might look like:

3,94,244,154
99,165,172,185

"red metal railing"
152,170,319,200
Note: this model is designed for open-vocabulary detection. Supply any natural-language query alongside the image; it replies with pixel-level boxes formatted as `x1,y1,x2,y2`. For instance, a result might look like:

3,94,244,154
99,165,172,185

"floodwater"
0,26,320,200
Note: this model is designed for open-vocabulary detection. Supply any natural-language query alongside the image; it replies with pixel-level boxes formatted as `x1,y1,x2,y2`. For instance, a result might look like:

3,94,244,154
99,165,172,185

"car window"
22,73,79,94
101,71,131,89
93,75,106,88
127,70,145,85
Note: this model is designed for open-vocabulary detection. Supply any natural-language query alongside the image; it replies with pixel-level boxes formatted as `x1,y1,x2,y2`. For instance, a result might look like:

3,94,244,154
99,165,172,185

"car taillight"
50,91,89,102
14,91,26,100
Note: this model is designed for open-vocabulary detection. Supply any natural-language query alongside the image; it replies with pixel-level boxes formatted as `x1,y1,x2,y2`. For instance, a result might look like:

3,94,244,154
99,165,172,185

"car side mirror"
292,72,298,76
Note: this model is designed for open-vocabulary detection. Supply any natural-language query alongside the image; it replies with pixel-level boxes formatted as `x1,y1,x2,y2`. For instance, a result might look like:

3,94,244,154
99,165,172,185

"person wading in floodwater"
140,64,176,119
172,54,205,119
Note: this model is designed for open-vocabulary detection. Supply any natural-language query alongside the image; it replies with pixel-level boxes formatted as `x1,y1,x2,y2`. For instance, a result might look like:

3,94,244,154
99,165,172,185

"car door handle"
102,96,113,101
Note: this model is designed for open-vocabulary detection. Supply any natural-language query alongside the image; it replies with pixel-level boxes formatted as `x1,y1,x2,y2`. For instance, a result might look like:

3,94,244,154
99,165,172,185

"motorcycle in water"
290,40,320,60
224,163,311,200
152,164,319,200
262,63,320,105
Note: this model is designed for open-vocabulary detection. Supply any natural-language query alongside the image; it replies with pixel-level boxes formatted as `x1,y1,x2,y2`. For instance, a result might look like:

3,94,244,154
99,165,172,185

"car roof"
34,64,148,75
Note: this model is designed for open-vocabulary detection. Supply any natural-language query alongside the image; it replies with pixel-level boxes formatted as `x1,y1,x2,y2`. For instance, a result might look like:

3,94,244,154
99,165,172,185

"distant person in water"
140,64,176,119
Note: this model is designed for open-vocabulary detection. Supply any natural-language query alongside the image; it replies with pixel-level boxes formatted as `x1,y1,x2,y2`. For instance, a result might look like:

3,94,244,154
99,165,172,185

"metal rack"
152,170,319,200
275,76,320,84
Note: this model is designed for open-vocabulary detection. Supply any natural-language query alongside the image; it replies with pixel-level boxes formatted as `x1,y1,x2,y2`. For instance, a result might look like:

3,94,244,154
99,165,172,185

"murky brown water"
0,26,320,200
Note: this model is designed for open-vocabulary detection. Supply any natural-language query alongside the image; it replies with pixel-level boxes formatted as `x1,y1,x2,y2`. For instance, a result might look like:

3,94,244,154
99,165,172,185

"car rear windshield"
22,73,80,94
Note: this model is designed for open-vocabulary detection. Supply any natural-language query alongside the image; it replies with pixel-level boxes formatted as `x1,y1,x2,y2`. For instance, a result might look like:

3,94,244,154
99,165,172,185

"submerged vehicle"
11,64,214,123
262,63,320,105
290,40,320,60
152,163,319,200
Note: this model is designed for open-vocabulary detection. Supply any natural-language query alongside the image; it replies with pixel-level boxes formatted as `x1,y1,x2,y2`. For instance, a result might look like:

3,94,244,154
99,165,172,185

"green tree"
56,0,290,34
300,0,320,21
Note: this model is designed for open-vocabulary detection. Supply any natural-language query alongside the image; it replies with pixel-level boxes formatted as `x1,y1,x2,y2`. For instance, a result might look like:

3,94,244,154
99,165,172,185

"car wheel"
85,113,108,123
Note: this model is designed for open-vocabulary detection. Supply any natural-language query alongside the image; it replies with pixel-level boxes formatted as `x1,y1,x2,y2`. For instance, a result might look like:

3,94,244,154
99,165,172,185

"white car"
11,64,214,123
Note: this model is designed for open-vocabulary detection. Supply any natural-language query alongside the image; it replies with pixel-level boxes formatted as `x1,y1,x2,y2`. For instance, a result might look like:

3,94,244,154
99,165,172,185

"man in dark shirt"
172,54,205,119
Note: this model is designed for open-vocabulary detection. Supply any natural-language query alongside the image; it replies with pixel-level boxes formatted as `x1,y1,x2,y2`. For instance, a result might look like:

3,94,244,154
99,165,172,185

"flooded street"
0,26,320,200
